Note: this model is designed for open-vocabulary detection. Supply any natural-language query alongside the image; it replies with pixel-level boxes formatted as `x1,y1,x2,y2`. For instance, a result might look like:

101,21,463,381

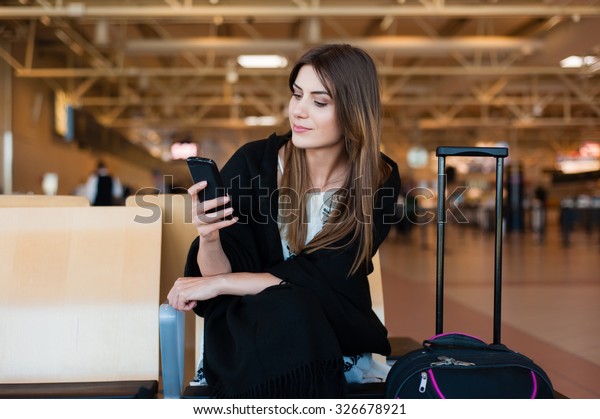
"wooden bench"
0,205,162,398
125,193,200,391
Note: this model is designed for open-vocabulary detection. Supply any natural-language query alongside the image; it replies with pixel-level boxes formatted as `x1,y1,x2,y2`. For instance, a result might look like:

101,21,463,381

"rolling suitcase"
385,146,554,399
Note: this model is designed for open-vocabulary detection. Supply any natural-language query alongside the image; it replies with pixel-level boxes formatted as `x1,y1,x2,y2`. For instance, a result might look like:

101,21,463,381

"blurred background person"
85,160,123,206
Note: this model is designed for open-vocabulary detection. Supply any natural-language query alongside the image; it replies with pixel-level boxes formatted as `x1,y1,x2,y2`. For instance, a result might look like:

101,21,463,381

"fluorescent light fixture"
560,55,599,68
170,142,198,160
237,55,288,69
244,116,278,126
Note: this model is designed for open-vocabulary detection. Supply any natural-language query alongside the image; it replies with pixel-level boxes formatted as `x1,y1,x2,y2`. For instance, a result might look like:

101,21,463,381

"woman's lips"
292,124,311,133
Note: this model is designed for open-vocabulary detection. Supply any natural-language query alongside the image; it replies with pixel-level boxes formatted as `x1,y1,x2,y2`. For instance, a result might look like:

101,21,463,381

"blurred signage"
407,146,428,168
556,142,600,174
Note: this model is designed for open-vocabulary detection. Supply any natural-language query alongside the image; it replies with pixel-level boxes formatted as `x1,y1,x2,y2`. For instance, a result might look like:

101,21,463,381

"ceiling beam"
77,95,600,108
2,5,600,19
12,66,594,78
104,116,599,130
417,117,599,129
125,38,301,54
123,36,542,55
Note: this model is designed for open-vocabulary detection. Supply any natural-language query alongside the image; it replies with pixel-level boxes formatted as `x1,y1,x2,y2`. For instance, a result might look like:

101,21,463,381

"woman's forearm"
219,272,282,296
168,271,283,311
197,236,232,276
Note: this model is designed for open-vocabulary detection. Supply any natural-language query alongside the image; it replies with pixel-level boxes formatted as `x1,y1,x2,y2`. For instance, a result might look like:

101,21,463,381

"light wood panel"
0,206,161,384
126,193,200,385
0,194,90,207
125,194,197,303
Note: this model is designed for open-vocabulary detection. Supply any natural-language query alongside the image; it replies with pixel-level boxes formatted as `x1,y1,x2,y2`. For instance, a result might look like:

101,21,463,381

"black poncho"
185,132,401,398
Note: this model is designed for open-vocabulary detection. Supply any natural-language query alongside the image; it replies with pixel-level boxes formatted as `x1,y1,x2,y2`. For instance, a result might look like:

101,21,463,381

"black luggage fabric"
385,147,555,399
386,333,554,399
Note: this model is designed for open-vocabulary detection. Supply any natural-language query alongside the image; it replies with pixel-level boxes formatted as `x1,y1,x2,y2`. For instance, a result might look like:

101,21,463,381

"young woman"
167,43,401,398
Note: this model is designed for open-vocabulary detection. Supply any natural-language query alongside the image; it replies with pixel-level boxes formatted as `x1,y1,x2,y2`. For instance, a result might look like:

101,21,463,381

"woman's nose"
291,99,308,118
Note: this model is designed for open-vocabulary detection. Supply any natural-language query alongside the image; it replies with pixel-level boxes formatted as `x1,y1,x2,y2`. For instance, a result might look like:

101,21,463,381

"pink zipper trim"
427,369,539,399
427,369,446,399
530,371,538,399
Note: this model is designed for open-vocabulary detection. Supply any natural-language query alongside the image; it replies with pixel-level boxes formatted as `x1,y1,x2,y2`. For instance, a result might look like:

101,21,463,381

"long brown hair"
279,44,390,275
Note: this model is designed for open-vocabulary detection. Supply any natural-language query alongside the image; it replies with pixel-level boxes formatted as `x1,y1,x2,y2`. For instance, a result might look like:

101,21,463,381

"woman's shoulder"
380,152,401,190
235,132,289,157
222,132,290,178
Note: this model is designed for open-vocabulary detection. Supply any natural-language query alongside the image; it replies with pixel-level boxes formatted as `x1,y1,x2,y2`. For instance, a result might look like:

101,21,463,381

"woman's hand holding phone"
188,180,237,242
186,157,236,276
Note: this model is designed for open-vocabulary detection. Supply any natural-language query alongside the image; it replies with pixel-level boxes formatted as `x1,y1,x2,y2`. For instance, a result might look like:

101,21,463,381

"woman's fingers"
198,195,231,217
197,216,238,238
187,180,236,240
197,205,233,223
188,181,207,196
167,276,220,311
167,277,196,311
189,181,232,222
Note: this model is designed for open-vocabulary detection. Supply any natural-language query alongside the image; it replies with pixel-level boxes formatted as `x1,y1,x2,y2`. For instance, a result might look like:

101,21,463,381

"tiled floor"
379,210,600,399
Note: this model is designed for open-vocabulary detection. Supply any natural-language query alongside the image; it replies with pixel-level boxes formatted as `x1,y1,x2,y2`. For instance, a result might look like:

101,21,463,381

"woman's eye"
292,92,302,99
314,101,326,107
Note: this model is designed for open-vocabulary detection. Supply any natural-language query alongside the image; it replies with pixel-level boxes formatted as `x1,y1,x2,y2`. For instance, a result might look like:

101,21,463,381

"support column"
0,41,13,194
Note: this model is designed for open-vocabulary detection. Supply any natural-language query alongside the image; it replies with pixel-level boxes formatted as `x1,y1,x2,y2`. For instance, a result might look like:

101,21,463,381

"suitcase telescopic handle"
435,146,508,345
436,146,508,158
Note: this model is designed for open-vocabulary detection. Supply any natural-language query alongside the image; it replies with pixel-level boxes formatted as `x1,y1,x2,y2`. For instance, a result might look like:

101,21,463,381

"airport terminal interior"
0,1,599,399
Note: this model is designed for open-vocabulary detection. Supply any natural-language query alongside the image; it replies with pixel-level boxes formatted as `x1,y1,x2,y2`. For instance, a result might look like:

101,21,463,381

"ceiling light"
560,55,599,68
226,69,238,84
170,142,198,160
226,59,238,83
244,116,278,126
66,2,86,17
237,55,288,69
94,20,110,46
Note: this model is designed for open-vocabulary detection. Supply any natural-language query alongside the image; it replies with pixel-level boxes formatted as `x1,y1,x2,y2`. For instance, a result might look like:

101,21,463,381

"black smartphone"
186,157,231,217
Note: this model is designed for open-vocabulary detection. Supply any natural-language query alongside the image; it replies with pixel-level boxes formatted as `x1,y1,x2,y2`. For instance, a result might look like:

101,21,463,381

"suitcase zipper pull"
430,356,453,366
419,371,428,393
430,356,476,367
454,359,476,367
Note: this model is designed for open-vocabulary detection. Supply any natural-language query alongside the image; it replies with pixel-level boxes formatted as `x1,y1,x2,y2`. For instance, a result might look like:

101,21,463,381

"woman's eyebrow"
293,83,329,96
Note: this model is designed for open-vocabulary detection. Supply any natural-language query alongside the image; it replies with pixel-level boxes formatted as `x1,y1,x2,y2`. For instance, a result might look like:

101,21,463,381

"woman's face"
288,65,343,152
